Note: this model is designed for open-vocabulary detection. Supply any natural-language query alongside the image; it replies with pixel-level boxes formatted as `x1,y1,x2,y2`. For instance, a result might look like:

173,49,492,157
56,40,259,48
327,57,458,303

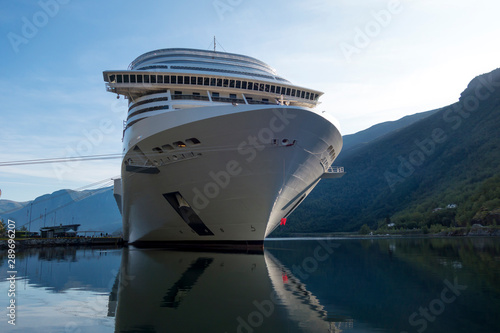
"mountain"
272,67,500,235
0,200,29,214
341,108,440,153
0,187,122,235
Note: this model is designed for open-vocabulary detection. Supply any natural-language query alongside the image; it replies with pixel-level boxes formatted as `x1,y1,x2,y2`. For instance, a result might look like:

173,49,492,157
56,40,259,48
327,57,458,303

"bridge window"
130,75,136,83
163,75,169,83
204,77,210,86
109,74,116,83
291,89,296,97
276,86,281,94
124,75,129,83
306,92,310,99
137,75,143,83
184,76,189,84
117,75,123,83
191,76,196,85
265,84,270,92
158,75,163,83
217,79,222,87
253,84,259,91
236,80,241,88
178,76,184,84
144,75,150,83
248,82,253,90
151,75,156,83
242,81,247,89
197,77,203,85
210,78,216,86
286,88,291,96
230,80,235,88
171,75,177,84
270,85,275,93
301,91,305,98
223,79,229,87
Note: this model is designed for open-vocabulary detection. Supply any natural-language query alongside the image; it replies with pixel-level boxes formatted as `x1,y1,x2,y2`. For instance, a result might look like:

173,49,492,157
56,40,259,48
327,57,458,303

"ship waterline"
105,48,343,246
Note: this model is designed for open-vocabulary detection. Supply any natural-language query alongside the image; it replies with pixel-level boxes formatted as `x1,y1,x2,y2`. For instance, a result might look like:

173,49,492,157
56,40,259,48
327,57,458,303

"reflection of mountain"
112,248,345,332
0,247,121,293
266,238,500,333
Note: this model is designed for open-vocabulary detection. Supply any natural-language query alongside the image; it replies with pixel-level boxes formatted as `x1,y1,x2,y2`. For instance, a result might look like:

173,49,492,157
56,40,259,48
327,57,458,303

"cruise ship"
103,48,344,247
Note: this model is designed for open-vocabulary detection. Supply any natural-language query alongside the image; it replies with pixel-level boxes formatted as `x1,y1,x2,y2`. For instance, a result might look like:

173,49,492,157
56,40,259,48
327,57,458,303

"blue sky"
1,0,499,202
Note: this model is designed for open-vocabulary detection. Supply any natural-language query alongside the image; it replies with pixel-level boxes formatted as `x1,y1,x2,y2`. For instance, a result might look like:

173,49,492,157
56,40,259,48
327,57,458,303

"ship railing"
247,99,273,105
170,94,273,105
171,94,210,101
327,166,344,173
212,96,246,104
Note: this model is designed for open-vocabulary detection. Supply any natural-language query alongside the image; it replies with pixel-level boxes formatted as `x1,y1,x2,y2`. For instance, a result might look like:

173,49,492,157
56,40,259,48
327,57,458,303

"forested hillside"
273,68,500,235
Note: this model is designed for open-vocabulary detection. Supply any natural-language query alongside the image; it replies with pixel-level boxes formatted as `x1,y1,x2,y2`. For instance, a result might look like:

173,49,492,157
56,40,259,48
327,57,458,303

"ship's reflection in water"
112,245,350,332
1,238,499,332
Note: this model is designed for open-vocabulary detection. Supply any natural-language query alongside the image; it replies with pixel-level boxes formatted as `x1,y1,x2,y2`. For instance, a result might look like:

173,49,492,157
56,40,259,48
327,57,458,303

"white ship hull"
117,104,341,245
104,47,344,247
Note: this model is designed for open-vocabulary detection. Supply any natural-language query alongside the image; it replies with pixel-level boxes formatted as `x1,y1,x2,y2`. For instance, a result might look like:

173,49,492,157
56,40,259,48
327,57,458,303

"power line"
0,153,122,167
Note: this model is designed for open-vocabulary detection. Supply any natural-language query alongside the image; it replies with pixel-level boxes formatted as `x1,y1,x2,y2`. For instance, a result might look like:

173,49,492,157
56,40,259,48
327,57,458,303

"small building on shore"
40,224,81,238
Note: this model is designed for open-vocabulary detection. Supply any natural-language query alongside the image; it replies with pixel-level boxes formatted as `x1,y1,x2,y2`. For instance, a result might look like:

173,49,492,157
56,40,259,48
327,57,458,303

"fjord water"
1,238,499,332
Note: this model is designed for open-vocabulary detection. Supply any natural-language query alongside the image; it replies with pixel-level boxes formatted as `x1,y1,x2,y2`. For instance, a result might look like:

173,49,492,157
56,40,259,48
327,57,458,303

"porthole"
186,138,201,145
152,147,163,154
173,141,186,148
281,139,289,145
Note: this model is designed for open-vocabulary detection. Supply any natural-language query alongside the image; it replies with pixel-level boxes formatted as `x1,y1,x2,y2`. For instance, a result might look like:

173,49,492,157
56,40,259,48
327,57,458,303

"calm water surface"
1,237,499,332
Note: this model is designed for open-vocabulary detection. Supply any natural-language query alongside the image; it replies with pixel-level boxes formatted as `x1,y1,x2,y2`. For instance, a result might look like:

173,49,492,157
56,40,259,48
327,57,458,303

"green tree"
359,224,371,235
0,218,6,237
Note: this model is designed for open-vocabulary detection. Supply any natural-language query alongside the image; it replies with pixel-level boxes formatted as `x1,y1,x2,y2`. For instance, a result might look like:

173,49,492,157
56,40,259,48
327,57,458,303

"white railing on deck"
327,166,344,173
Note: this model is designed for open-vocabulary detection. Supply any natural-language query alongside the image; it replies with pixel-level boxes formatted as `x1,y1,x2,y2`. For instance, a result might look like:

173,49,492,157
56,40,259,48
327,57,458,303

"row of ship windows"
128,105,169,119
137,64,273,80
152,138,201,154
128,92,274,116
110,74,319,100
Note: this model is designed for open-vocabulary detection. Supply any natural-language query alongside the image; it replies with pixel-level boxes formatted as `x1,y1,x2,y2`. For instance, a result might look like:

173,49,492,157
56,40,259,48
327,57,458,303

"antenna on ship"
214,35,216,52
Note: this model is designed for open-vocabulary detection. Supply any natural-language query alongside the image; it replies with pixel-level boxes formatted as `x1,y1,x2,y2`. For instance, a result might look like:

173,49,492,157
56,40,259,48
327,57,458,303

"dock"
0,237,124,250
